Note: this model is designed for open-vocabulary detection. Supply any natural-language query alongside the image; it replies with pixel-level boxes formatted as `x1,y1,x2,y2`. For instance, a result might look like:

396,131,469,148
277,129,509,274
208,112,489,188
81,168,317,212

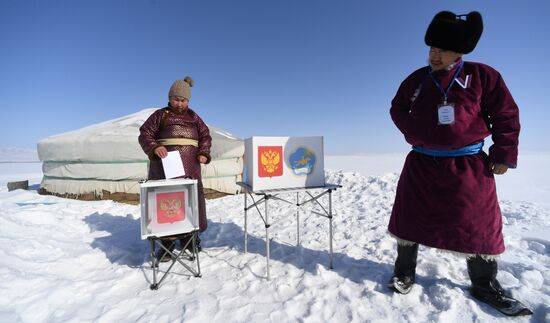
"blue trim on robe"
412,141,484,157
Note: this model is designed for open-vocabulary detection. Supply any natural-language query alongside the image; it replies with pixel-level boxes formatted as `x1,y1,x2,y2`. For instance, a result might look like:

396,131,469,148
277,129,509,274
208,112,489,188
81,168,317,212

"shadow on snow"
82,212,392,285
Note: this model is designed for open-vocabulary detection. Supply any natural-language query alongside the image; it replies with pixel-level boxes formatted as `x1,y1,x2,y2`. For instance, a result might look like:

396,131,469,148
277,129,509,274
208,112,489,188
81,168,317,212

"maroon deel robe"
388,59,520,255
139,106,212,232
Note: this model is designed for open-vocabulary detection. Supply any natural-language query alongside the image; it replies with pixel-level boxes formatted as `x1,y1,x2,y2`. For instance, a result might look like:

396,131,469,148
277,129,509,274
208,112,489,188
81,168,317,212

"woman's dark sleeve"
196,115,212,164
139,110,163,159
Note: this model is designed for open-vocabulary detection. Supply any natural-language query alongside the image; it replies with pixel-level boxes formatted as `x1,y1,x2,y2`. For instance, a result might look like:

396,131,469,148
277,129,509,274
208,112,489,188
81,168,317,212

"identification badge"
438,102,455,125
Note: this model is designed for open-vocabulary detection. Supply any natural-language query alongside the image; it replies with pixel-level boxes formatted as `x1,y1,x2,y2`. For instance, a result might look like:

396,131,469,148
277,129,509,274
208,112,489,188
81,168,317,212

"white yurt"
37,108,244,203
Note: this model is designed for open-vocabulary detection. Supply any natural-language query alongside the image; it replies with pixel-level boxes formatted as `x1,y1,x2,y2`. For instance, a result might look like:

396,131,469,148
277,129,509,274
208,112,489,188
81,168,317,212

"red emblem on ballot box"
156,192,185,224
258,146,283,178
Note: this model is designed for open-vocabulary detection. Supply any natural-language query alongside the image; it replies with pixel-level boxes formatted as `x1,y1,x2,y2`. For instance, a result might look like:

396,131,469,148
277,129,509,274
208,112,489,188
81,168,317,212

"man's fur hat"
425,11,483,54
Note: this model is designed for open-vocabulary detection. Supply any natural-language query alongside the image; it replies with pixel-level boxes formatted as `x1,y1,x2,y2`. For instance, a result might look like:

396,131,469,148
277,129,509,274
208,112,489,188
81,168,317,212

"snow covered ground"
0,150,548,322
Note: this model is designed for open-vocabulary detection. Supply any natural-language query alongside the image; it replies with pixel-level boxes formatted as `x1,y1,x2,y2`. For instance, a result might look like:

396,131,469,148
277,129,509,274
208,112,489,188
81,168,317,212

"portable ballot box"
140,179,199,239
244,136,325,191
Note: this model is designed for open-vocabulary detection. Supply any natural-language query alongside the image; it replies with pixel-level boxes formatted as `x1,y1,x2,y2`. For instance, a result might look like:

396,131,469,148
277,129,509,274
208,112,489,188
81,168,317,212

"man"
387,11,531,316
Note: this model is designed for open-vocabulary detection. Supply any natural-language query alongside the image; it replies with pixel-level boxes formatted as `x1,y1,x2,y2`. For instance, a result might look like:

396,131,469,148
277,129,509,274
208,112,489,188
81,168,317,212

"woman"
387,11,531,316
139,76,212,258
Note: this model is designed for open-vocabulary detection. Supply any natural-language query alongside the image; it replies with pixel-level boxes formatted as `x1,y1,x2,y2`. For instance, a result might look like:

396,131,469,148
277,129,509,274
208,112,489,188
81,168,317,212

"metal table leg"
244,190,248,253
265,195,270,280
329,189,333,269
296,192,300,246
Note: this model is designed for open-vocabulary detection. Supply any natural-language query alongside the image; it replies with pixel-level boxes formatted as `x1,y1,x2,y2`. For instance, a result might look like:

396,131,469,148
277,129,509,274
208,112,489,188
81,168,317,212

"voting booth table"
238,136,341,279
140,179,201,290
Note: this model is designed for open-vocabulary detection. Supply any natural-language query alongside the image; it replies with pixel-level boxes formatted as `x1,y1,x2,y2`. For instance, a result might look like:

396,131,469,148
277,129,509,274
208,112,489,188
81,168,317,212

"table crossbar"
237,182,341,280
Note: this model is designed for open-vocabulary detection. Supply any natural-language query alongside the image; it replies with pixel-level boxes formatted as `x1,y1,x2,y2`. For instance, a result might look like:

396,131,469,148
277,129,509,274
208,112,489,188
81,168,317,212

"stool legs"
148,233,201,290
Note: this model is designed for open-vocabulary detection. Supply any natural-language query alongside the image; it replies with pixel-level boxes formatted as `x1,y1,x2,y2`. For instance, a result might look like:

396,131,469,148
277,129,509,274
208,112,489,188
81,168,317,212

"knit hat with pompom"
168,76,194,100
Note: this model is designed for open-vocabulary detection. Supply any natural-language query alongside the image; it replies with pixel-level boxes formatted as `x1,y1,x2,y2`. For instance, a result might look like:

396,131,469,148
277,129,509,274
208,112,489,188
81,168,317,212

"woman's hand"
198,155,208,164
154,146,168,158
489,162,509,175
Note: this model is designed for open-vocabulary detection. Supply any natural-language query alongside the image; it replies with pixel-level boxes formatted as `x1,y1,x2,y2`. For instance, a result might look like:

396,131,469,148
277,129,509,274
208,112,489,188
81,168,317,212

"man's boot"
467,255,532,316
388,243,419,294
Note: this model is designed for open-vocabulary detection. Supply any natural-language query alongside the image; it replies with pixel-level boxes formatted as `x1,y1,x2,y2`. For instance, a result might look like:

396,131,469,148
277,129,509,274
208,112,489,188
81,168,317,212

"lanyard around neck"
429,61,464,104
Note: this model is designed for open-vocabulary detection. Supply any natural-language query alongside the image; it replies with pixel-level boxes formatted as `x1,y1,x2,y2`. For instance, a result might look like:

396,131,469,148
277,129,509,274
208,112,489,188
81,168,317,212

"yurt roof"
38,108,244,162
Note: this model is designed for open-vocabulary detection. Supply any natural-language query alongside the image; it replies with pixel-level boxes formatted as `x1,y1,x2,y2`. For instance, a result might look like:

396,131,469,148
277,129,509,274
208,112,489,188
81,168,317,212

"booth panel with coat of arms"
244,136,325,191
140,179,199,239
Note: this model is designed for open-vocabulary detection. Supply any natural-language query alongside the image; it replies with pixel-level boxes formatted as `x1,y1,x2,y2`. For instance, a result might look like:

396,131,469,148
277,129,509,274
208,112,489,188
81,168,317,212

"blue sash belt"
412,141,484,157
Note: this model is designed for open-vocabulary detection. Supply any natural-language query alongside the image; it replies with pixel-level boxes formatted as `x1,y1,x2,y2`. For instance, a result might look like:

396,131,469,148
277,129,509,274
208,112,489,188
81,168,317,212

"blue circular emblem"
289,147,316,176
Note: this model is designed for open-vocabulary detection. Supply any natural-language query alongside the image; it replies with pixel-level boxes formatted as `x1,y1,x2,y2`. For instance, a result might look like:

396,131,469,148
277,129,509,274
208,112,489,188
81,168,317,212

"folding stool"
148,231,201,290
140,178,202,290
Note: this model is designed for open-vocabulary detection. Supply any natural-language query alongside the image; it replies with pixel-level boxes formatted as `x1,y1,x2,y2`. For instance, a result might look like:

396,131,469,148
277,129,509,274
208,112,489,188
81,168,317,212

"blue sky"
1,0,549,154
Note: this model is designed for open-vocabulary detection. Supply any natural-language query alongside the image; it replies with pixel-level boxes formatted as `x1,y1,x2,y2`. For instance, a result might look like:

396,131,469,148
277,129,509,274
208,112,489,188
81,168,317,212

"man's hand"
154,146,168,158
489,162,509,175
198,155,208,164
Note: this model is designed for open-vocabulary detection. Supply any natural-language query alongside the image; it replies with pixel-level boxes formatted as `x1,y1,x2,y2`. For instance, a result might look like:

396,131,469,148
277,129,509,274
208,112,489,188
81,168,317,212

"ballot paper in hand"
162,150,186,179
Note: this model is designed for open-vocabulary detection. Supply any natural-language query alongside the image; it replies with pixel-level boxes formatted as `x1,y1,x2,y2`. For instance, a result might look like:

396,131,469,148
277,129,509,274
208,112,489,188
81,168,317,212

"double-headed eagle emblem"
159,198,182,217
260,149,280,174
